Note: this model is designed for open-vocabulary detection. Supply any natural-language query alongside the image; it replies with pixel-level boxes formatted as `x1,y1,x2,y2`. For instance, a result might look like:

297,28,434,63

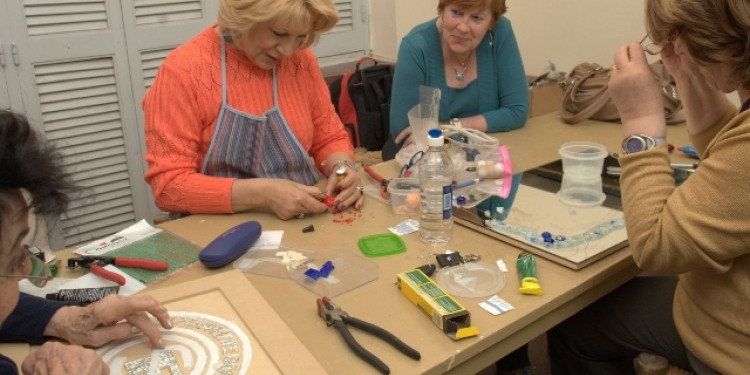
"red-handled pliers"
364,166,391,200
67,256,169,285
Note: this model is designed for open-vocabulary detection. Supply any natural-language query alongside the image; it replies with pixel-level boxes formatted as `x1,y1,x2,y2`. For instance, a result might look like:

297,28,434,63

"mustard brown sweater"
619,107,750,374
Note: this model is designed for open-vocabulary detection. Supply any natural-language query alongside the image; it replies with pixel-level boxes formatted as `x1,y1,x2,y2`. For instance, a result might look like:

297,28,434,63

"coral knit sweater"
143,26,353,214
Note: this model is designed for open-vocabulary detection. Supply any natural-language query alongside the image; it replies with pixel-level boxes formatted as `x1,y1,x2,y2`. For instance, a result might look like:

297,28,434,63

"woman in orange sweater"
143,0,362,220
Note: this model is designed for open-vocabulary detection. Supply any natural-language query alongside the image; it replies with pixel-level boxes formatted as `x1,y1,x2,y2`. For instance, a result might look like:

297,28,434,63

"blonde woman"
143,0,363,220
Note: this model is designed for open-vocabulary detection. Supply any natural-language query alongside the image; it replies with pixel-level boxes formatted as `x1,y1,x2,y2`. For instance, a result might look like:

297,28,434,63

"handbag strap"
560,65,612,124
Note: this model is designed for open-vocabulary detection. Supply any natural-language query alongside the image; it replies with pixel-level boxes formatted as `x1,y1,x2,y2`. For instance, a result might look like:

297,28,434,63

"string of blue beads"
484,217,626,249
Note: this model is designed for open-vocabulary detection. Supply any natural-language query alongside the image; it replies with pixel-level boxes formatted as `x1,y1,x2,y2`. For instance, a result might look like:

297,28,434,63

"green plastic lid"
358,233,406,257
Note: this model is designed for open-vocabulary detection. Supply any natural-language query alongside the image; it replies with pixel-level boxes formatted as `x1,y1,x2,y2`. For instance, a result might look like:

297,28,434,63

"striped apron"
201,36,320,185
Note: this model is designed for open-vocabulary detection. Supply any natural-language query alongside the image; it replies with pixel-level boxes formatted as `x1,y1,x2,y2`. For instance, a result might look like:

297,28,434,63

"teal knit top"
389,17,530,138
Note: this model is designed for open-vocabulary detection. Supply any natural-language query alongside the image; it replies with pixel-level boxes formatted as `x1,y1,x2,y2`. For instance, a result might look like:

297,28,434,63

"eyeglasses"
0,246,52,287
640,34,663,55
400,150,424,178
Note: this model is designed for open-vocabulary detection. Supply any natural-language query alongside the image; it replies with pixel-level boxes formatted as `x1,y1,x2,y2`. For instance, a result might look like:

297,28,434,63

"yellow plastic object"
455,327,481,340
396,269,479,340
519,277,543,296
517,253,544,296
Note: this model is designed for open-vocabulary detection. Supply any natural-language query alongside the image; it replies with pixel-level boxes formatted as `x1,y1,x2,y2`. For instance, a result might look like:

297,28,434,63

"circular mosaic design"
97,311,252,375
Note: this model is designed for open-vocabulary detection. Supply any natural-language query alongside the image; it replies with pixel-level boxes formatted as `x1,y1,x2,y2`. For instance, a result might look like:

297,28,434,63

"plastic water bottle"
419,128,454,244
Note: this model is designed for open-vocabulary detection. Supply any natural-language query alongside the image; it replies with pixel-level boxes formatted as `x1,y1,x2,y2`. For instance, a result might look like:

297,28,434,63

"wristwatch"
621,134,666,154
450,118,462,127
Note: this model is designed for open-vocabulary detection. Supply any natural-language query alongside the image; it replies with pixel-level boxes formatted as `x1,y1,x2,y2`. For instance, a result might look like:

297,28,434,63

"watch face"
625,136,647,153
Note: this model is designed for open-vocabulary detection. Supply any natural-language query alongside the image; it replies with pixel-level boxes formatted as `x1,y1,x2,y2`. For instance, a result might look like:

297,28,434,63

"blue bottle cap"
427,128,444,147
427,128,442,138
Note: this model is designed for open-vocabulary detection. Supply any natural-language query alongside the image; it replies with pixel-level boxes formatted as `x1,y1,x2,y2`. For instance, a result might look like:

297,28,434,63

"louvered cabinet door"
0,53,10,110
1,0,215,249
120,0,219,152
316,0,369,60
0,0,20,111
0,73,9,111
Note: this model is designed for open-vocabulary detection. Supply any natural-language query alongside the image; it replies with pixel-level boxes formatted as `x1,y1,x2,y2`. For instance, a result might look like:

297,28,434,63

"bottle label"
442,185,452,219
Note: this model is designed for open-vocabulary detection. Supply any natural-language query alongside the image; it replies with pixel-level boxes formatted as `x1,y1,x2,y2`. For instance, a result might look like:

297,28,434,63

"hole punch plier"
67,256,169,285
364,166,391,200
316,296,420,374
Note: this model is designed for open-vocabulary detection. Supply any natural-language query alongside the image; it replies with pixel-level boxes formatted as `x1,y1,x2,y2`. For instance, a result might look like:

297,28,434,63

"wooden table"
5,112,694,374
150,114,693,374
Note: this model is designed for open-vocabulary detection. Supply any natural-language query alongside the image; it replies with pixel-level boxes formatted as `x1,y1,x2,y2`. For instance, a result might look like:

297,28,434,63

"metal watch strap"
333,160,357,173
622,134,666,154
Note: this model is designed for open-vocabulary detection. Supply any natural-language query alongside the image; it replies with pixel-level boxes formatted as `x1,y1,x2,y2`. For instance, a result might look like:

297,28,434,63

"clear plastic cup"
558,141,607,207
408,103,439,150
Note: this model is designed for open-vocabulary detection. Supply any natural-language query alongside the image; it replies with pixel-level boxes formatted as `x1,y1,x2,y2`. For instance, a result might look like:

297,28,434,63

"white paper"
389,219,420,236
496,259,508,273
249,230,283,250
74,219,162,256
479,295,514,316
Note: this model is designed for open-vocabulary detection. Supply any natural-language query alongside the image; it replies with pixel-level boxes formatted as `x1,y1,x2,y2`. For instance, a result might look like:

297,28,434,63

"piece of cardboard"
530,82,563,118
455,173,628,270
95,270,326,374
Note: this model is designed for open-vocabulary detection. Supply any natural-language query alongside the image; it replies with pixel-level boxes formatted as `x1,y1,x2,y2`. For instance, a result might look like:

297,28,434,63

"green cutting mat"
105,230,202,284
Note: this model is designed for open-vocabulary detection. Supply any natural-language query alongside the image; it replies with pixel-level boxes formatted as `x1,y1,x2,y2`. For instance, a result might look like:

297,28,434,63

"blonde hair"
437,0,508,27
647,0,750,89
218,0,339,48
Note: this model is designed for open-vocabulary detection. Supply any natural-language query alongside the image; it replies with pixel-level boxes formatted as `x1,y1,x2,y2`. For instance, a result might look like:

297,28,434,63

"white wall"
370,0,647,76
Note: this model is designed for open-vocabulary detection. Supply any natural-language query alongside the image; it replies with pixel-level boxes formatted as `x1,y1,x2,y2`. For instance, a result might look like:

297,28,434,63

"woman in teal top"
382,0,529,160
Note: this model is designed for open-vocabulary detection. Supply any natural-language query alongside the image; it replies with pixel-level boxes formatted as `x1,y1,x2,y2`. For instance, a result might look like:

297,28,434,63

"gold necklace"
453,50,474,81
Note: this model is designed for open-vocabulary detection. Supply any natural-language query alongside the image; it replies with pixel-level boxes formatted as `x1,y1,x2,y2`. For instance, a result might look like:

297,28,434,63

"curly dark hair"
0,110,75,237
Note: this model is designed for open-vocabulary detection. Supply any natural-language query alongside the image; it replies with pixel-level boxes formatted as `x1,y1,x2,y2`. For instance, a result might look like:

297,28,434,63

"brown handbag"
559,61,683,124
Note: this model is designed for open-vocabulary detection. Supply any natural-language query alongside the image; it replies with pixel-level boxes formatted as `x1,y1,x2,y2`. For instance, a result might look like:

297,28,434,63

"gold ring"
296,212,305,219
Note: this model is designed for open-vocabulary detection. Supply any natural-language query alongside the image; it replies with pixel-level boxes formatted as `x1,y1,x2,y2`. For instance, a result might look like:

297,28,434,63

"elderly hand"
44,294,171,349
325,163,364,212
22,341,108,375
609,42,667,135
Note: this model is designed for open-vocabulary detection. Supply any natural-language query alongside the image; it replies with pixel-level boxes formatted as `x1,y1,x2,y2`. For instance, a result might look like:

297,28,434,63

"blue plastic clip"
304,260,335,280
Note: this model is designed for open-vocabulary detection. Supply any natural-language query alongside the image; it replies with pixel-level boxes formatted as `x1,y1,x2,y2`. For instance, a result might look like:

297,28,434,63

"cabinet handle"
0,43,5,67
11,43,19,66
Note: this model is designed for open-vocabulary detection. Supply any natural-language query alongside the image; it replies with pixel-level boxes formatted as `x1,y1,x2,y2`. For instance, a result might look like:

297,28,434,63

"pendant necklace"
453,50,474,82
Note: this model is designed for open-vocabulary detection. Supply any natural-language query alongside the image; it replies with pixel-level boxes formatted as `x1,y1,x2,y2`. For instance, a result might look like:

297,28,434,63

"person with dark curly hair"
0,110,173,374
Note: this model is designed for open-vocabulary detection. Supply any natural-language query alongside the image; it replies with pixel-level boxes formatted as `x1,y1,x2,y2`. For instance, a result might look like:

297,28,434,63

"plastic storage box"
387,178,420,215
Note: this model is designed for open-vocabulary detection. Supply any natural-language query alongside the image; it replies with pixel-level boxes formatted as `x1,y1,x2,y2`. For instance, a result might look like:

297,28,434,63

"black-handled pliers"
316,296,421,374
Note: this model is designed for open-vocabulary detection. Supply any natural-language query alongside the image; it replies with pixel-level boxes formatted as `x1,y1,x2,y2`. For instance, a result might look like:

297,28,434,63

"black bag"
329,57,394,151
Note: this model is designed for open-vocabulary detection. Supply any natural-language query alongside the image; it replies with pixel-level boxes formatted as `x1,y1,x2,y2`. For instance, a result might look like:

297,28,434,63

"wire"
439,124,498,146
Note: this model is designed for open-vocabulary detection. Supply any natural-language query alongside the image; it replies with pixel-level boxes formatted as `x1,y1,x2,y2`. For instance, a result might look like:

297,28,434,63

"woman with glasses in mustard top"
549,1,750,373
